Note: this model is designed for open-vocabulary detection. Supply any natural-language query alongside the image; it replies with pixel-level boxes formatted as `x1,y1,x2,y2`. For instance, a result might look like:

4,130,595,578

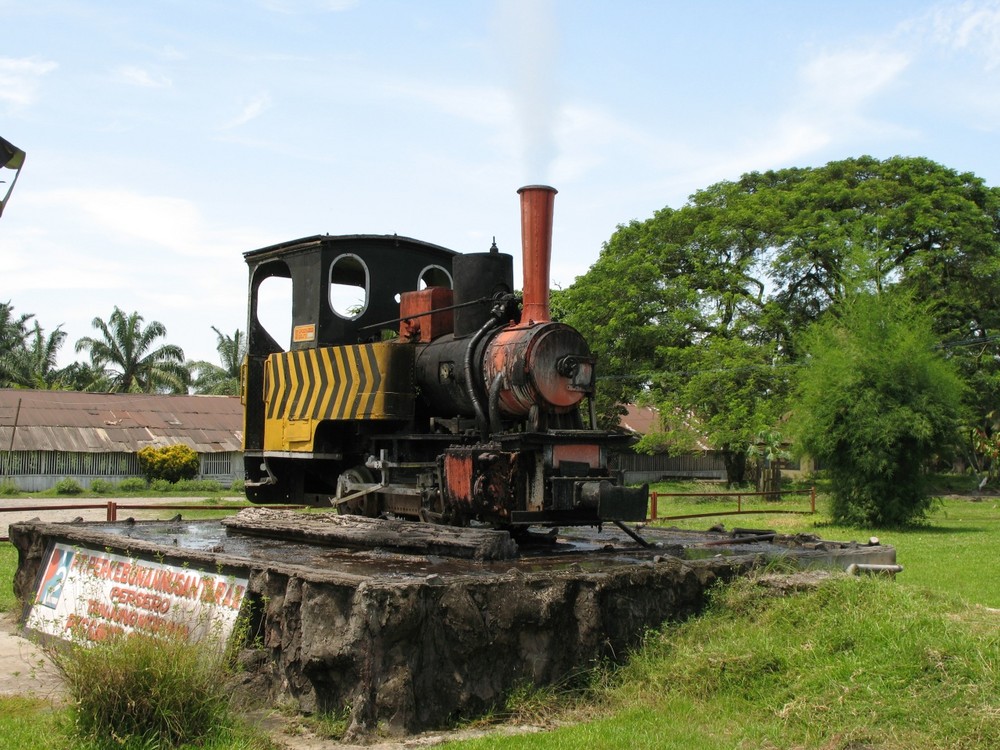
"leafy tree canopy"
559,156,1000,483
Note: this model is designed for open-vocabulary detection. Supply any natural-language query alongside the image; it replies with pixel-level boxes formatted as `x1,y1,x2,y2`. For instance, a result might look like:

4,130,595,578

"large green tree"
190,327,245,396
75,307,188,393
788,293,965,525
560,156,1000,484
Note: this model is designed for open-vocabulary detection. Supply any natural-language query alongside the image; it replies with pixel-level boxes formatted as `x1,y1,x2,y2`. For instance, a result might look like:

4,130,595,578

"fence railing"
647,486,817,522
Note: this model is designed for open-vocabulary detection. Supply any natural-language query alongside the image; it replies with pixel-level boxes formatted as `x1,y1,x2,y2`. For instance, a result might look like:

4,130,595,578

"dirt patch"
0,613,63,700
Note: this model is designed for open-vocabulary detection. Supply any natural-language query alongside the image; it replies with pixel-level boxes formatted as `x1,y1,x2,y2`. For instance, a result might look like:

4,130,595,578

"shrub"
229,477,245,493
54,478,83,495
88,478,116,495
0,479,19,496
117,477,148,492
136,444,199,483
173,478,223,494
49,630,239,749
150,478,173,493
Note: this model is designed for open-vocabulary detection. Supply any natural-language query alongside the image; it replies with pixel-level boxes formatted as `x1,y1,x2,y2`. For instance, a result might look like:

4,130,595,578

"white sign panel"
25,542,249,646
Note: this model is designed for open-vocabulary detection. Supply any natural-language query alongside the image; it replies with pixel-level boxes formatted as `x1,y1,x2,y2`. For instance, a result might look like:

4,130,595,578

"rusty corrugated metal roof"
0,389,243,453
620,403,712,452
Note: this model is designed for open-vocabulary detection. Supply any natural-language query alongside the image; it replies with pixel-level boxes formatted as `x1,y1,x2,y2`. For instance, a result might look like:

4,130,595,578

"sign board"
292,323,316,342
24,542,249,646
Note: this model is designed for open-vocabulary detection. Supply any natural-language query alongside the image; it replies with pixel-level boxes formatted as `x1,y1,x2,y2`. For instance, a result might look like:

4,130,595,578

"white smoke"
495,0,558,183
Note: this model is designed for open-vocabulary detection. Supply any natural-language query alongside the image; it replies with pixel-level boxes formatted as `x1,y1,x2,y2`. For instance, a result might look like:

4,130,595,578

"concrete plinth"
8,513,896,735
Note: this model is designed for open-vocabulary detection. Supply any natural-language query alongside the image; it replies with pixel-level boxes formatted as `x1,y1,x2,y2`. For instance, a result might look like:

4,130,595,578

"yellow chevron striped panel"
262,341,415,452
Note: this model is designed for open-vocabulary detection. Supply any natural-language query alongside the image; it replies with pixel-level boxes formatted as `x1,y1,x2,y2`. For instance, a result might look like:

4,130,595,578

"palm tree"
75,307,189,393
0,301,33,386
190,327,245,396
4,322,68,389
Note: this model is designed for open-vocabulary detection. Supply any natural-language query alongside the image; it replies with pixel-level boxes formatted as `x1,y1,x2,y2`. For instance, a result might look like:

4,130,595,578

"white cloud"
0,57,58,110
220,92,273,129
924,0,1000,68
30,188,256,261
115,65,172,89
383,80,512,127
256,0,359,13
799,48,911,111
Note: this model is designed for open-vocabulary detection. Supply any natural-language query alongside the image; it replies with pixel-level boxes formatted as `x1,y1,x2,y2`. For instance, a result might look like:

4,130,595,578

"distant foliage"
88,478,116,495
172,478,223,493
150,478,173,493
54,477,84,495
117,477,148,492
137,445,200,483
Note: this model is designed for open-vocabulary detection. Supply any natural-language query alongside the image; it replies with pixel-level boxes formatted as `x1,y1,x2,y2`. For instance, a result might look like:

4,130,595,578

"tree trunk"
722,448,747,487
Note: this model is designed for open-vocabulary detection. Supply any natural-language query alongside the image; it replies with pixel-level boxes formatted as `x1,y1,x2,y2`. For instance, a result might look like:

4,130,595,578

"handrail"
647,486,816,522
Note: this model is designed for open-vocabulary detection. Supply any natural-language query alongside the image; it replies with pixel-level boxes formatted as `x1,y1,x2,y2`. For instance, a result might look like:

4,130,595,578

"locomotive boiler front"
482,186,595,421
413,186,595,426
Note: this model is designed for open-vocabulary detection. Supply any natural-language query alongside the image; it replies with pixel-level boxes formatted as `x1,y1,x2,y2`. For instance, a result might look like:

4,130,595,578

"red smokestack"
517,184,557,325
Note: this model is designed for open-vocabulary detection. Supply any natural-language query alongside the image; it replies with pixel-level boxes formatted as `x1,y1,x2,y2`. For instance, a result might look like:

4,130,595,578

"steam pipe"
464,315,501,441
517,185,557,325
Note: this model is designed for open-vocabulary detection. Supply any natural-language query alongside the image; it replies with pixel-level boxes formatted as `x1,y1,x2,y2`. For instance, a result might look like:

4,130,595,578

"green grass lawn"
2,490,998,749
646,483,1000,608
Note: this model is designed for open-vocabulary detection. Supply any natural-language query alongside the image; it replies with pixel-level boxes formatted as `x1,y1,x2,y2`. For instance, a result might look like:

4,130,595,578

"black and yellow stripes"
262,342,414,451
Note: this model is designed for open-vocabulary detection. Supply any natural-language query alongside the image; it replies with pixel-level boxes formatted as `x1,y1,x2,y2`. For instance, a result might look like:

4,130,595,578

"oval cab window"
329,254,370,320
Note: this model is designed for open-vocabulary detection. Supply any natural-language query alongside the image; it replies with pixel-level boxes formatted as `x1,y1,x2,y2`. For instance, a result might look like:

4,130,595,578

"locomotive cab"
242,235,457,503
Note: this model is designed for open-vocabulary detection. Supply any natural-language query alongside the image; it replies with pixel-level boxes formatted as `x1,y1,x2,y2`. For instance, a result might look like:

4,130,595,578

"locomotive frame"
240,186,647,529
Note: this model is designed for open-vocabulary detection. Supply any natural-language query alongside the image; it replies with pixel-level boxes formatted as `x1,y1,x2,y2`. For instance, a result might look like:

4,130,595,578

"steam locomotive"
240,186,647,528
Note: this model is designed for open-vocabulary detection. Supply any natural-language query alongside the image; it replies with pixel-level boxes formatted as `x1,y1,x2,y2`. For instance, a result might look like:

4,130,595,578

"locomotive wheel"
335,466,380,517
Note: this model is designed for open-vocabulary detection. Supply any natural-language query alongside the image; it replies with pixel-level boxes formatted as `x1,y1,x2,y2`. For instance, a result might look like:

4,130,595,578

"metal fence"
647,487,817,522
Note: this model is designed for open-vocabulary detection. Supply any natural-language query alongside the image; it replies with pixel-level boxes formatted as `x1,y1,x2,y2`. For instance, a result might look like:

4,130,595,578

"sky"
3,0,1000,368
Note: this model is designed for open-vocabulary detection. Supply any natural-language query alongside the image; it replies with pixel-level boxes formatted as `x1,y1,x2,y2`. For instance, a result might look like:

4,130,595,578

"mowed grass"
647,482,1000,608
1,488,999,748
445,577,1000,749
441,486,1000,749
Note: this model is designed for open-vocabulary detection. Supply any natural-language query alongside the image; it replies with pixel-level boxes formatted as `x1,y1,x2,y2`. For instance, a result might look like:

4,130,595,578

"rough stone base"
8,517,894,735
242,555,742,734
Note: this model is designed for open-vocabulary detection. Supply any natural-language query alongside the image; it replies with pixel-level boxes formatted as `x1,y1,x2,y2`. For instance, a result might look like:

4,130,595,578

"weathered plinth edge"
222,507,520,560
8,518,897,736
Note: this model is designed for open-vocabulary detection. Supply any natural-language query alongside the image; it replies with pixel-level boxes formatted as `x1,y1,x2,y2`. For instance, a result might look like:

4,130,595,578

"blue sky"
3,0,1000,366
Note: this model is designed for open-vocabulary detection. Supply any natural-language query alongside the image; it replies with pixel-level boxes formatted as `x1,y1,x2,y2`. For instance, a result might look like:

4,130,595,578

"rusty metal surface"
0,389,243,453
516,185,556,325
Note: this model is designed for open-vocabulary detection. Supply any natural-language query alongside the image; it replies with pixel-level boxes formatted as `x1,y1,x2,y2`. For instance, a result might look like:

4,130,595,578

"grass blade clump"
48,629,238,749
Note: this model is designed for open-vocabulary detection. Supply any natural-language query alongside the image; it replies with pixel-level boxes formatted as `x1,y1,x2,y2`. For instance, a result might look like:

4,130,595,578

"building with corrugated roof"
610,404,726,484
0,389,243,491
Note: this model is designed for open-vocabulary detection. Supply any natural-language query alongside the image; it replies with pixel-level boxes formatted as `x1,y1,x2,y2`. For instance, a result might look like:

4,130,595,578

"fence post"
810,486,816,513
650,491,658,521
737,494,742,513
106,501,116,522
